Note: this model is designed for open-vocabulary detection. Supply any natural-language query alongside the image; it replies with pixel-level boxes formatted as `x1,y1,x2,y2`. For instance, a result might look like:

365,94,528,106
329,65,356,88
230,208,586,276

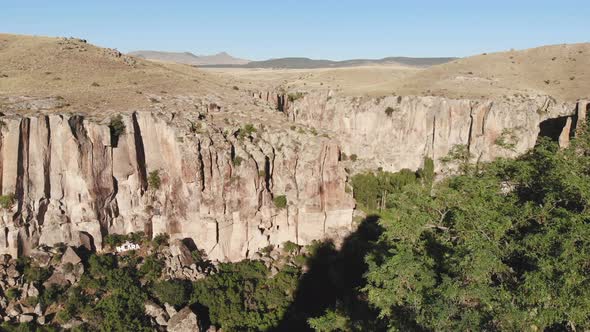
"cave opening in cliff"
537,116,570,144
181,237,198,252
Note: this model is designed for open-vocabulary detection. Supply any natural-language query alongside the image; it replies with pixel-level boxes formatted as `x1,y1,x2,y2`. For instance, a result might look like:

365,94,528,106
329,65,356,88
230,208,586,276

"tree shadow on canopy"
272,214,387,331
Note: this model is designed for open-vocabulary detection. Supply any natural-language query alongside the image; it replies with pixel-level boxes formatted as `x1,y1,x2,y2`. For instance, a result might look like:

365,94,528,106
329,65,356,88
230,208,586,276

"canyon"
0,93,586,261
1,34,589,262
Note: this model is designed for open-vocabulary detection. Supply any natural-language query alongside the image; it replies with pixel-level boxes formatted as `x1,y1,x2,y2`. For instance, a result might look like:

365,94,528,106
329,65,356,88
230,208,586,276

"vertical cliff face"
0,112,354,261
286,92,583,172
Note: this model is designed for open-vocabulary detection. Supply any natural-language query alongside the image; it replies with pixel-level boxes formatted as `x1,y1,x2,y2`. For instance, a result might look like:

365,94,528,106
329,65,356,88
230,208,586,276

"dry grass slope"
396,43,590,101
208,43,590,101
0,34,241,113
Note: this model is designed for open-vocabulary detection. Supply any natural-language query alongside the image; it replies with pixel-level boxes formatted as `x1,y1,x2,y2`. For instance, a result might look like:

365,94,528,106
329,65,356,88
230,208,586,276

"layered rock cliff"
0,111,354,261
1,91,586,261
286,92,587,173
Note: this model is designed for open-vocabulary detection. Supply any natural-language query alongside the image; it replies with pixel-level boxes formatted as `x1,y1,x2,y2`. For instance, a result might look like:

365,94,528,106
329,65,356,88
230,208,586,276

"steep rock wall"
0,112,354,261
286,93,583,172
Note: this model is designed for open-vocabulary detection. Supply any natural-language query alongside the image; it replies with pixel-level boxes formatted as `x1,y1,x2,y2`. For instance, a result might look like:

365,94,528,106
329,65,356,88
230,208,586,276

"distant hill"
199,56,458,69
128,50,250,66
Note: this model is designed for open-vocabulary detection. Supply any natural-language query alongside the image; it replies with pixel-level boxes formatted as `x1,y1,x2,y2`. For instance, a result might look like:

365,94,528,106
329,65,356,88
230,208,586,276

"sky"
1,0,589,60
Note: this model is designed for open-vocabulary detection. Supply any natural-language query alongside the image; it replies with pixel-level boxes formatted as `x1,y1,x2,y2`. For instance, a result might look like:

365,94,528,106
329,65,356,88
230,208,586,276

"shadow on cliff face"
272,215,386,331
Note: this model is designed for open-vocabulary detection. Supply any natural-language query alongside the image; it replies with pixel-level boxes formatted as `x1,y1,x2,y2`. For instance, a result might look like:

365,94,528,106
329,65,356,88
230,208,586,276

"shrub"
24,296,38,306
273,195,287,209
349,154,358,162
108,115,126,147
233,86,239,90
127,231,145,244
261,245,274,256
5,288,20,300
103,234,127,248
39,284,65,307
238,123,257,140
24,265,52,284
191,249,206,262
152,233,169,247
494,128,519,150
88,254,117,278
188,120,201,134
384,107,396,116
340,152,348,161
440,144,473,173
293,254,307,267
148,170,161,190
139,255,164,281
417,156,435,188
282,241,300,254
288,92,305,102
152,280,190,308
0,193,15,210
232,156,243,167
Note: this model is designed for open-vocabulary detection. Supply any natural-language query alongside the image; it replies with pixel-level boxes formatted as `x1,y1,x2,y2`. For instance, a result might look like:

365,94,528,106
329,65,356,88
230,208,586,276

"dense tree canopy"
191,260,300,331
363,136,590,331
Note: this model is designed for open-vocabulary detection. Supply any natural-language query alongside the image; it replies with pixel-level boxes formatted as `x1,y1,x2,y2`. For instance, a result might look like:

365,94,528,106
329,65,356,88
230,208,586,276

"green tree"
191,260,299,331
363,137,590,331
308,309,351,332
88,254,117,278
94,268,150,332
109,115,126,147
152,280,190,308
139,255,164,282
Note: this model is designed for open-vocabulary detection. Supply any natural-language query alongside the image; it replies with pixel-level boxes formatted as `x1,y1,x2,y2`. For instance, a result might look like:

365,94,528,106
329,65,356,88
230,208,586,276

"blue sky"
2,1,588,60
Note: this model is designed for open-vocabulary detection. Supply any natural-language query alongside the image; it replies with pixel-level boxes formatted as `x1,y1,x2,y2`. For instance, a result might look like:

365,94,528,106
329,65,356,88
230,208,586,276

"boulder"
164,303,177,317
20,304,35,314
62,319,83,329
26,283,39,298
169,240,194,266
29,250,51,267
167,307,200,332
6,265,19,279
18,314,34,323
145,300,169,326
6,303,21,317
43,271,69,288
61,247,82,265
34,303,43,316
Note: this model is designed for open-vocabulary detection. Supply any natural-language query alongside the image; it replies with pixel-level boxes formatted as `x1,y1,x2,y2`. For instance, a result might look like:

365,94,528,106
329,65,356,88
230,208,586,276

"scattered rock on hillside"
167,307,200,332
